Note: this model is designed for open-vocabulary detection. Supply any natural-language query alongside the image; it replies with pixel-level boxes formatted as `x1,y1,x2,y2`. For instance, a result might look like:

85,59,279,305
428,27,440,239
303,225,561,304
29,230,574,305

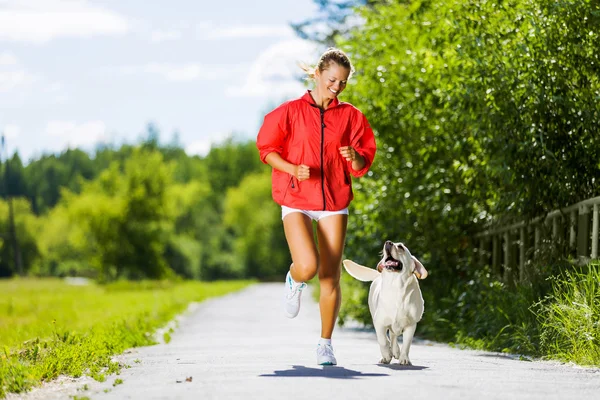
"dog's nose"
384,240,393,253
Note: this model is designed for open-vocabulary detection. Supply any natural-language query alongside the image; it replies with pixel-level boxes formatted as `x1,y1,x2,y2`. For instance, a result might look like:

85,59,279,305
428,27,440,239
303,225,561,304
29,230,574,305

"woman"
256,48,377,365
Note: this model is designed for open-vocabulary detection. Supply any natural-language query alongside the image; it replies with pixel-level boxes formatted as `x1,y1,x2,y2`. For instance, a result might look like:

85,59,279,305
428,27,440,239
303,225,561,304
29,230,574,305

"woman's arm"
265,152,310,181
338,146,366,171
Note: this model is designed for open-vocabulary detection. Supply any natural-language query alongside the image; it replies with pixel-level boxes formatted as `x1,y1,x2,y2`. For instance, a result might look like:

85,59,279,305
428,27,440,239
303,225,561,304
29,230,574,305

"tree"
291,0,385,47
203,137,264,196
62,148,176,280
223,170,290,280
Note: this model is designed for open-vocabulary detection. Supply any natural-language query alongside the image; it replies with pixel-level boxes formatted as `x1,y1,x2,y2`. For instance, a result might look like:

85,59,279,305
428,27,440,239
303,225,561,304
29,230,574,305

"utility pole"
1,134,23,276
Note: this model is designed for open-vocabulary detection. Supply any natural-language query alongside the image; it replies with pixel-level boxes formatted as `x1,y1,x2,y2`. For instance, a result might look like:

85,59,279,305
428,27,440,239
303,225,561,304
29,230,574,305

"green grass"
534,261,600,366
0,278,253,398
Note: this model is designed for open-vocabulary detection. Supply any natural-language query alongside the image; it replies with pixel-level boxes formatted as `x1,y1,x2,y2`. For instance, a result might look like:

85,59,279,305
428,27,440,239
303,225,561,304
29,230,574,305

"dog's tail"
342,259,380,282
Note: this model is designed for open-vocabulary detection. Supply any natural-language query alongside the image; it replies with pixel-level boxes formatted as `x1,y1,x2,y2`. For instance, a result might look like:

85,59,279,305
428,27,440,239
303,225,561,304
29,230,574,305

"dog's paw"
397,356,412,366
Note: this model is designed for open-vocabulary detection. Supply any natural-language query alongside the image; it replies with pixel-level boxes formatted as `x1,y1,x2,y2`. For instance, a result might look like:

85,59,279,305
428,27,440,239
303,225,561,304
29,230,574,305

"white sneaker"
317,343,337,365
284,271,306,318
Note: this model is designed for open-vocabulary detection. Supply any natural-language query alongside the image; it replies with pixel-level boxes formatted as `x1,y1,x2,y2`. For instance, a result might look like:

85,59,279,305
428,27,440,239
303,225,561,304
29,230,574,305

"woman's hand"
338,146,357,161
294,164,310,181
339,146,366,171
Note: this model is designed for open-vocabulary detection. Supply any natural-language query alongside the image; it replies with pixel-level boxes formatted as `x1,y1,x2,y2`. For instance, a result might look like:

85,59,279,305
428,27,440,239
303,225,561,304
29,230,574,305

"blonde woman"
256,48,377,365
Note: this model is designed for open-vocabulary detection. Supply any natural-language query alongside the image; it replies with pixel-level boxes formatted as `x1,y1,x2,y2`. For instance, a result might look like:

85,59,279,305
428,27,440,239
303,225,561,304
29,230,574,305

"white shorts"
281,206,349,222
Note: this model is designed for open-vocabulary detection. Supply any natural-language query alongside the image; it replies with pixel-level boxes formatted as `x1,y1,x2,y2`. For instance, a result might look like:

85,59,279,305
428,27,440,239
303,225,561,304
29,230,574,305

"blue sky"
0,0,321,162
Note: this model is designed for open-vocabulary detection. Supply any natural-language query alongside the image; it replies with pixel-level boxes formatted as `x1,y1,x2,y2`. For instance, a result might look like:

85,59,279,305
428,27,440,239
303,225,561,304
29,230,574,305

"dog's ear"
342,259,380,282
412,256,428,279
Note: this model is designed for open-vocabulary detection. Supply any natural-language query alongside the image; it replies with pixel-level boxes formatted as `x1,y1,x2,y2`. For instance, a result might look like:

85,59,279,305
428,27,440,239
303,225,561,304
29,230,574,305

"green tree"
62,148,176,280
223,170,289,280
292,0,385,46
203,137,264,196
0,198,41,277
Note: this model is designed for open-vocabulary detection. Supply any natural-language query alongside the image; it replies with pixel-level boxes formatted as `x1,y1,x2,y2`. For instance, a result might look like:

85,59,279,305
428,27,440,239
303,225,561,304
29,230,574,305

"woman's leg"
283,212,319,283
316,214,348,339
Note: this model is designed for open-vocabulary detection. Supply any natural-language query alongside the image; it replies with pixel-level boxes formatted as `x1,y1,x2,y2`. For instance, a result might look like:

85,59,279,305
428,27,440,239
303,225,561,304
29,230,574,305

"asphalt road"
8,283,600,400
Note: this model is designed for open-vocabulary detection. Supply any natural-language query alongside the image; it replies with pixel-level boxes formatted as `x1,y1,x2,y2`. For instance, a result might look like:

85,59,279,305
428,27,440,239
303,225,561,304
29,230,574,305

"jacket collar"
301,90,340,109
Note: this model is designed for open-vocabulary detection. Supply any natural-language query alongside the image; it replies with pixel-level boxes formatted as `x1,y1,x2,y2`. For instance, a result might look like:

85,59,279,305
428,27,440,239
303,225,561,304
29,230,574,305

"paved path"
10,283,600,400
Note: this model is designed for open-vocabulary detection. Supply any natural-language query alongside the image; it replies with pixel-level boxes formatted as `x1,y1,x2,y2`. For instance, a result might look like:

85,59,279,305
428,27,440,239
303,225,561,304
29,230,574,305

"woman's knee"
318,265,341,288
291,258,319,282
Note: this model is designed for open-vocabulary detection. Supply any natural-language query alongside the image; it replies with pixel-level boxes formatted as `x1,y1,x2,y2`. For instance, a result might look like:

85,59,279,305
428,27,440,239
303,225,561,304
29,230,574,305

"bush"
534,261,600,366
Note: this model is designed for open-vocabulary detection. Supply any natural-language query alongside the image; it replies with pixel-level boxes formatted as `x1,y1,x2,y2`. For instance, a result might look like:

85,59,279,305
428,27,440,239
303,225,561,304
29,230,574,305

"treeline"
0,128,290,281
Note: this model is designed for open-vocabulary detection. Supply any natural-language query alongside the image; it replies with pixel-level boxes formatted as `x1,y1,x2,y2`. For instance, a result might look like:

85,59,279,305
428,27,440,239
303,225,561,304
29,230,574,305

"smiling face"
314,62,350,101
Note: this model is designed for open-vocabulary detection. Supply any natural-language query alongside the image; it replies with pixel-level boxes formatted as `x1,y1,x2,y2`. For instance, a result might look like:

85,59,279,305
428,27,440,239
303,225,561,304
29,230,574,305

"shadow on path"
376,364,429,371
260,365,389,379
477,353,529,362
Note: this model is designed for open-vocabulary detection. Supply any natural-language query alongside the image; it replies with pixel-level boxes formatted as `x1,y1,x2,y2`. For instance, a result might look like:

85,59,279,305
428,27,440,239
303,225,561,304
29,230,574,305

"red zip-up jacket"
256,90,377,211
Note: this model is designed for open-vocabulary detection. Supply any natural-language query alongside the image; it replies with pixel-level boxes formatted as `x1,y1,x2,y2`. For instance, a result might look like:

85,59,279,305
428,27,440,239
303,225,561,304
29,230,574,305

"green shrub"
534,262,600,366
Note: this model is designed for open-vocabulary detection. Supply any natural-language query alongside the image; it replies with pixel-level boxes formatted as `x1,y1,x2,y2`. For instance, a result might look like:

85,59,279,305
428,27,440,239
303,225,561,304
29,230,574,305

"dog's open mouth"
383,256,402,271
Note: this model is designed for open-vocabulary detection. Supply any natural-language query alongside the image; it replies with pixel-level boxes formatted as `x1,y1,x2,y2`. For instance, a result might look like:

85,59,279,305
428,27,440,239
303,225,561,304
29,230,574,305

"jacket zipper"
320,109,326,210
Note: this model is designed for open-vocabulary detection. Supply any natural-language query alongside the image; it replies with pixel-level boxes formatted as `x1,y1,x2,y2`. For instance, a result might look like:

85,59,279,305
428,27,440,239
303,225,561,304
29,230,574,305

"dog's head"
377,241,428,279
342,241,428,282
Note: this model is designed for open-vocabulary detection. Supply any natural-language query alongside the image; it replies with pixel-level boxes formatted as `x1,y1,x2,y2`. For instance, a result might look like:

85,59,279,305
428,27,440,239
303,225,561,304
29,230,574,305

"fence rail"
474,196,600,283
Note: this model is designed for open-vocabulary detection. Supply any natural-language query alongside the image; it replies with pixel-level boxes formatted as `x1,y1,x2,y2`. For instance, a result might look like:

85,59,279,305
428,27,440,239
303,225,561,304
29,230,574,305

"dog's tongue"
385,260,399,267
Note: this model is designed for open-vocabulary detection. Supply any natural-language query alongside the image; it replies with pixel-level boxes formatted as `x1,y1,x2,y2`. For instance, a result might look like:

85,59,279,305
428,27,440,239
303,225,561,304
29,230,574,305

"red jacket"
256,90,377,211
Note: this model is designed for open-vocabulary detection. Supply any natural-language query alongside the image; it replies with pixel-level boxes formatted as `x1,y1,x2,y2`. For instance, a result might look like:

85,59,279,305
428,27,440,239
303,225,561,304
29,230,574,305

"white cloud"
0,69,37,92
228,39,319,98
0,51,38,92
110,62,246,82
2,124,20,139
198,23,294,40
45,120,108,150
0,52,18,66
145,63,206,82
0,0,130,43
150,29,182,43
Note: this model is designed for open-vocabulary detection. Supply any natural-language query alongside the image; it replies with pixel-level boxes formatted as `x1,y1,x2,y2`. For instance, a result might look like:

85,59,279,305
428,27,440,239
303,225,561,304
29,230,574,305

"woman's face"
315,62,350,100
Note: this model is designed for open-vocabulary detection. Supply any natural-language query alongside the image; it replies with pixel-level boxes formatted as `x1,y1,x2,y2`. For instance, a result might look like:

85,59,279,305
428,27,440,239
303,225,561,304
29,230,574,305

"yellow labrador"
343,241,428,365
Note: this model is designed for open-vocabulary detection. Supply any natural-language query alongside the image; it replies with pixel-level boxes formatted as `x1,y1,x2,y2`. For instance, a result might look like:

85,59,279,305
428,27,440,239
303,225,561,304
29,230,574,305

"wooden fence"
474,196,600,283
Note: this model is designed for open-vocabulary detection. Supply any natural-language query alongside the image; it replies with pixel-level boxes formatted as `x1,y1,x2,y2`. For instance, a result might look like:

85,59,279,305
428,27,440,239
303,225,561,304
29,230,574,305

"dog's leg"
390,331,400,360
398,324,416,365
375,326,392,364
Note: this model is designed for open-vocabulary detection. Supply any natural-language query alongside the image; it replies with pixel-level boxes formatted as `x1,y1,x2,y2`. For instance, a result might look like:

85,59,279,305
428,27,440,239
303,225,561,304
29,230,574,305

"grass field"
0,278,253,398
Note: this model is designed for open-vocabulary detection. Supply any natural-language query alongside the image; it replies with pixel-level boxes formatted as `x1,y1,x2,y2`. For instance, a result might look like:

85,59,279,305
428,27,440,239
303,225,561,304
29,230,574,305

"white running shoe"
317,343,337,365
284,271,307,319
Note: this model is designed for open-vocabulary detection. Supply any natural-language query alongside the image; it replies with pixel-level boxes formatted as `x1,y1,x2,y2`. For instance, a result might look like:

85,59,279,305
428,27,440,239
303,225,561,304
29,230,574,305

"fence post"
552,217,559,239
534,225,541,258
492,235,500,275
593,204,599,259
577,205,590,259
519,227,526,283
570,210,577,249
504,231,511,282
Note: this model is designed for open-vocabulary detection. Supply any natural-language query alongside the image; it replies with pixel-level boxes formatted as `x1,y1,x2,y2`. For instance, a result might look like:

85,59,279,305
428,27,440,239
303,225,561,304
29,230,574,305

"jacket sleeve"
348,111,377,177
256,102,290,164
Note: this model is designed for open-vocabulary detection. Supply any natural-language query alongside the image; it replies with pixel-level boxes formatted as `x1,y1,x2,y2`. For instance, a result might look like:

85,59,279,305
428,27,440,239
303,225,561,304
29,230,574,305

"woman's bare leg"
316,214,348,339
283,212,319,283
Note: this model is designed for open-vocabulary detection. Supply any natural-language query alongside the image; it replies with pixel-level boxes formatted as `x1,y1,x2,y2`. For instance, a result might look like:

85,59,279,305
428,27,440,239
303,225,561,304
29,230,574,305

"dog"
342,240,428,365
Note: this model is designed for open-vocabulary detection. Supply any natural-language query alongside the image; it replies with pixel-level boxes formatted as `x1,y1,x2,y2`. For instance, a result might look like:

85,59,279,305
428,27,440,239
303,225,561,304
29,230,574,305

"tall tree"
291,0,385,46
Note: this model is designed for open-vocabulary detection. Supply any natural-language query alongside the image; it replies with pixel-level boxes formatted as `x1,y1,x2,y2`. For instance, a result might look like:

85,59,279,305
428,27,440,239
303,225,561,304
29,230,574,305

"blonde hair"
299,47,355,80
